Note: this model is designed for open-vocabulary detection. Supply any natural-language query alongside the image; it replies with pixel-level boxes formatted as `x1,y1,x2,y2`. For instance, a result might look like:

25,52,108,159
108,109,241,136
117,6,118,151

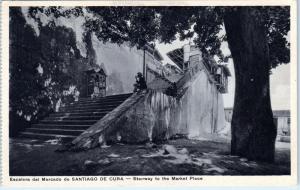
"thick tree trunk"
224,7,277,162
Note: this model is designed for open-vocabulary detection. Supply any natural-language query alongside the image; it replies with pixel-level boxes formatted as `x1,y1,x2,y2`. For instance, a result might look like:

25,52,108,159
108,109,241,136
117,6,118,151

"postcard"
1,0,297,187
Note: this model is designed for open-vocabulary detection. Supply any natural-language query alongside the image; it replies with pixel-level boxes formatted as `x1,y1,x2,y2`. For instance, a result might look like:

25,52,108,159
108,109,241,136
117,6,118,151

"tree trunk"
224,7,277,162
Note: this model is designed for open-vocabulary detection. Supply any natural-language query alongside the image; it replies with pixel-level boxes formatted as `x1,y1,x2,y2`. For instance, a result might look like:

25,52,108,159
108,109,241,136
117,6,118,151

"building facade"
273,110,291,136
224,108,234,123
80,40,164,97
79,43,232,141
164,44,231,138
55,43,233,147
224,108,291,136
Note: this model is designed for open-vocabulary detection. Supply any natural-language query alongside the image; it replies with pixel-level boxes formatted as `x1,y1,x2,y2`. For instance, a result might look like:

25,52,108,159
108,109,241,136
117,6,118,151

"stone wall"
71,61,226,149
118,69,226,143
91,38,163,95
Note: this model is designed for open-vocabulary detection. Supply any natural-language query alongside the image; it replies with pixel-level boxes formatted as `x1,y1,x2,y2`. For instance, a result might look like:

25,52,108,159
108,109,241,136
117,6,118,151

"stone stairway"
19,93,133,142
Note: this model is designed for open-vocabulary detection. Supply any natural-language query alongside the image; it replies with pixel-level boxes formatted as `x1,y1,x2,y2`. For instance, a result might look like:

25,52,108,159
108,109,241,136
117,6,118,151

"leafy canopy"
10,7,85,121
29,6,290,68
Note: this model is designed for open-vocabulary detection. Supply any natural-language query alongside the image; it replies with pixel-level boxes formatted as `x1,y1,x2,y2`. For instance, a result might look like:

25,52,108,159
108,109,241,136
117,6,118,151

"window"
287,117,290,125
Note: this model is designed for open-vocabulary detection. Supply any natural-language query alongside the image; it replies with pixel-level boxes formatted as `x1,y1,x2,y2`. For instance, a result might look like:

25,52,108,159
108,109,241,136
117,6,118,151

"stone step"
70,98,127,105
49,111,108,117
27,128,85,136
78,93,132,103
32,124,91,130
21,93,133,142
80,93,132,99
61,101,124,110
67,99,126,107
62,104,119,112
19,132,76,142
45,115,105,121
58,107,114,113
39,120,98,125
75,98,128,105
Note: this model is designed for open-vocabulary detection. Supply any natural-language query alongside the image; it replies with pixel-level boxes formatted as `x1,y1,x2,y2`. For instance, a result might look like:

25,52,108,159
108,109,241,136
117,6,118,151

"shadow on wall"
106,71,124,95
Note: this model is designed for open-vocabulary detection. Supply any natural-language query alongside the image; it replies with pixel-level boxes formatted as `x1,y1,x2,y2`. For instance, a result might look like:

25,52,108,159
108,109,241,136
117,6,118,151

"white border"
1,0,297,187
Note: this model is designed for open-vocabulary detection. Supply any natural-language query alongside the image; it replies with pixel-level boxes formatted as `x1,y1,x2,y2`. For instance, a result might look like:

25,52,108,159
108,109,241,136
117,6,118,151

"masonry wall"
182,69,226,138
92,39,162,95
72,54,227,148
117,69,226,143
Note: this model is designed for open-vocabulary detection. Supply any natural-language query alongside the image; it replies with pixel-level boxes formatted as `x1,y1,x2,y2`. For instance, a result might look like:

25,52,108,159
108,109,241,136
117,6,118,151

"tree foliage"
28,6,290,67
10,7,86,125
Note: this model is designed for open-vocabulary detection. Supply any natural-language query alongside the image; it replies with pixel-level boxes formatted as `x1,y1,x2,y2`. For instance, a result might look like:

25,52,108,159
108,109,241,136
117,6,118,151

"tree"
9,7,90,132
197,7,289,162
9,8,43,136
10,7,46,123
224,8,278,162
26,6,290,162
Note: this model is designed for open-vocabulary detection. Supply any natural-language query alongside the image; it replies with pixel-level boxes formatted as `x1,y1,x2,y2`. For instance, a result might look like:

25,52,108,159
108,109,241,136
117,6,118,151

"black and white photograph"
5,2,296,184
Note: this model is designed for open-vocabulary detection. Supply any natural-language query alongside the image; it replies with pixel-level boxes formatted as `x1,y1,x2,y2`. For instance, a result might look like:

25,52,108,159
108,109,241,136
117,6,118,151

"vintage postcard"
1,0,297,187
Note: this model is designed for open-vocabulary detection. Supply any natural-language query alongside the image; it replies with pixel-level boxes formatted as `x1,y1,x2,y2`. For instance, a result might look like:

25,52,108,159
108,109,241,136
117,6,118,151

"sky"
21,7,291,110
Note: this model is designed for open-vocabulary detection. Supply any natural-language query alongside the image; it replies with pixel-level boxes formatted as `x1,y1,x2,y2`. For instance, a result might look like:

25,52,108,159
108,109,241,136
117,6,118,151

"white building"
224,108,291,136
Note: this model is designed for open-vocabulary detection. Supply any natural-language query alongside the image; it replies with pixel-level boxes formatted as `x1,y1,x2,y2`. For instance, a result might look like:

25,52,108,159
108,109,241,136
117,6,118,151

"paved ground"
9,138,290,176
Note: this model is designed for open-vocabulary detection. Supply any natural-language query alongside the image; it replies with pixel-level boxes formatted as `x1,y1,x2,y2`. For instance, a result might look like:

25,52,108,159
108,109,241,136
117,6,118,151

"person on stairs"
133,72,147,92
